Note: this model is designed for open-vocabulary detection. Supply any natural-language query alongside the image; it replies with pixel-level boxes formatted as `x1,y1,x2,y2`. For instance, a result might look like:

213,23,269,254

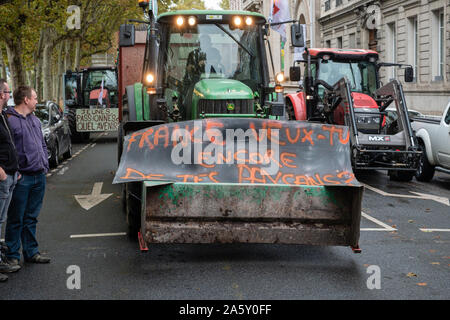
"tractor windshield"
317,60,377,95
84,70,118,91
163,23,263,93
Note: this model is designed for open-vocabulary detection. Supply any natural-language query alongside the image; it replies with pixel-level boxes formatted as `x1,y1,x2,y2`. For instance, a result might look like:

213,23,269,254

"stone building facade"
242,0,321,90
319,0,450,114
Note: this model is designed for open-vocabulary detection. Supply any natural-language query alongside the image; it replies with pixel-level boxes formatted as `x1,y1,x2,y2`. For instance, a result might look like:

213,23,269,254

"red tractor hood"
351,92,378,109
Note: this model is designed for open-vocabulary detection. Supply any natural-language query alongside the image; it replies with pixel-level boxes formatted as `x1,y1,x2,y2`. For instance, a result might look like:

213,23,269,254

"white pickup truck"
412,100,450,181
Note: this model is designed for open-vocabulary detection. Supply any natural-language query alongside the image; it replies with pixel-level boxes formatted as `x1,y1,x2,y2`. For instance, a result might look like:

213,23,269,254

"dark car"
34,102,72,168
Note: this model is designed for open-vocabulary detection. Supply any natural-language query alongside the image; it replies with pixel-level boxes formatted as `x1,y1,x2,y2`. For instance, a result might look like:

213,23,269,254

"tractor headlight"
188,16,197,26
356,115,380,124
176,16,185,27
245,16,253,26
233,16,243,27
145,73,155,84
275,72,285,84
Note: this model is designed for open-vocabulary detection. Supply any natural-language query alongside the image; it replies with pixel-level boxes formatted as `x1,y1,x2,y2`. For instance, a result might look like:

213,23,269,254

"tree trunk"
26,70,33,87
4,37,26,89
64,39,72,72
57,42,64,105
73,38,81,71
34,30,45,99
42,41,54,101
0,46,6,80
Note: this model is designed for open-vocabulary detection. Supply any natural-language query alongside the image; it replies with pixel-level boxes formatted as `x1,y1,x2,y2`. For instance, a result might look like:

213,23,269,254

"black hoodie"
0,109,19,175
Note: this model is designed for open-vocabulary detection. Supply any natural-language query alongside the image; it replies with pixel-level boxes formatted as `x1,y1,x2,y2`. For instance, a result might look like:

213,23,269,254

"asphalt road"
0,131,449,300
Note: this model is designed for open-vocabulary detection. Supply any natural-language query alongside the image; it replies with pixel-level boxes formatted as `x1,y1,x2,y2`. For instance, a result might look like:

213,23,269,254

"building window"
326,40,331,48
439,11,444,78
387,23,397,79
349,33,356,48
337,37,343,49
325,0,331,12
336,0,343,7
408,16,419,81
432,9,445,81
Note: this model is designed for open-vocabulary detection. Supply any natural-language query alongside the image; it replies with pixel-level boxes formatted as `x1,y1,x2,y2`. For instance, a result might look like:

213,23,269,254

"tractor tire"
68,109,90,143
125,182,141,241
415,141,435,182
285,99,296,120
117,123,124,166
389,170,414,182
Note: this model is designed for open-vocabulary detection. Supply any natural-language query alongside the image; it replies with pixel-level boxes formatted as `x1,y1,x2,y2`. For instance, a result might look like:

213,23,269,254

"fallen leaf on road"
408,220,414,223
407,272,417,277
417,283,427,286
430,262,440,265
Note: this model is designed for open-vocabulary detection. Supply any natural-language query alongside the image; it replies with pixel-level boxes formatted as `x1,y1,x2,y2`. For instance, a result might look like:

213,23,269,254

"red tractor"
286,25,421,181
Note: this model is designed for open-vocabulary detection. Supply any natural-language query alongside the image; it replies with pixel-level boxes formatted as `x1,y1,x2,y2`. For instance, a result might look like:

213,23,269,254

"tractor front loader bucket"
114,119,363,248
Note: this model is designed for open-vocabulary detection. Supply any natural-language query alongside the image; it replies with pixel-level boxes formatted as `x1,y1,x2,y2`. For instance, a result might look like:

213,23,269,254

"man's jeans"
0,173,18,242
5,173,46,261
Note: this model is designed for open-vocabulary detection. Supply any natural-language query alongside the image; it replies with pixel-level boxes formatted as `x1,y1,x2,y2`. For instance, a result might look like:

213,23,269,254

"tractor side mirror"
404,66,414,83
290,66,301,82
119,24,135,47
291,24,306,48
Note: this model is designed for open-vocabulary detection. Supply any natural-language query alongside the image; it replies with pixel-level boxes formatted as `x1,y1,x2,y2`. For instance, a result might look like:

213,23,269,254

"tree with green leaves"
219,0,230,10
158,0,205,14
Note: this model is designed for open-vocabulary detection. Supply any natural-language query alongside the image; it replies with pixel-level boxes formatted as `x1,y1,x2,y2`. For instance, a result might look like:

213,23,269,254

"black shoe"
25,254,50,264
0,273,7,282
0,260,21,273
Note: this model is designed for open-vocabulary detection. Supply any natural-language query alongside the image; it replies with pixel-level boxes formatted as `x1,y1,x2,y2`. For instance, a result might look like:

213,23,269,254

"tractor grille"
198,99,254,115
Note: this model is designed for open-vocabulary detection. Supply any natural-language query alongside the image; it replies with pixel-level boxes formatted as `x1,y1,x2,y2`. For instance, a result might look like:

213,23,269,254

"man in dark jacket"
0,79,21,282
4,86,50,266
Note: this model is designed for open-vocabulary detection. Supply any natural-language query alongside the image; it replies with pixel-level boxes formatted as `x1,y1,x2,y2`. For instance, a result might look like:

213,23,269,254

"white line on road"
70,232,127,239
362,183,450,206
57,167,69,175
420,229,450,233
361,212,397,231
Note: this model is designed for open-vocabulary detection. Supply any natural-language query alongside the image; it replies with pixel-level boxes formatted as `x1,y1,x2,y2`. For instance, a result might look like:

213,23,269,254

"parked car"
411,100,450,181
34,101,72,168
383,107,423,135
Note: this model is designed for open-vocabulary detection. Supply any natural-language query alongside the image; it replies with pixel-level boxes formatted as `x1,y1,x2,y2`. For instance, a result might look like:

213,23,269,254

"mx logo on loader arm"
368,136,391,142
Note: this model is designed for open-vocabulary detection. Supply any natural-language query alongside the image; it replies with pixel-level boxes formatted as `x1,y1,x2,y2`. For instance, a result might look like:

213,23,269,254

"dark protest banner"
113,118,360,187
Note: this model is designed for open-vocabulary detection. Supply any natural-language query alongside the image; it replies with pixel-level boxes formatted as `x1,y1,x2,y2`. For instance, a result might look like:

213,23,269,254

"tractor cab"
308,49,382,133
287,24,421,180
139,11,283,122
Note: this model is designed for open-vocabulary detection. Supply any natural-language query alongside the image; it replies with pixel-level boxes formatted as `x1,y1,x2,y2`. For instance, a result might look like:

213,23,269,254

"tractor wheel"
389,170,414,182
117,123,124,166
415,141,435,182
285,99,296,120
68,109,85,143
125,182,141,240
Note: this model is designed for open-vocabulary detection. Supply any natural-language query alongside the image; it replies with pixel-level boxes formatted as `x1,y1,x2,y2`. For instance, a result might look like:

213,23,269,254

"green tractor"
115,3,363,253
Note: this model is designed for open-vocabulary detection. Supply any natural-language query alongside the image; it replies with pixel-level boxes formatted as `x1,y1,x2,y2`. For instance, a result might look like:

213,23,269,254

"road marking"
363,183,450,206
70,232,127,239
58,167,69,175
74,182,113,210
361,212,397,231
420,229,450,233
